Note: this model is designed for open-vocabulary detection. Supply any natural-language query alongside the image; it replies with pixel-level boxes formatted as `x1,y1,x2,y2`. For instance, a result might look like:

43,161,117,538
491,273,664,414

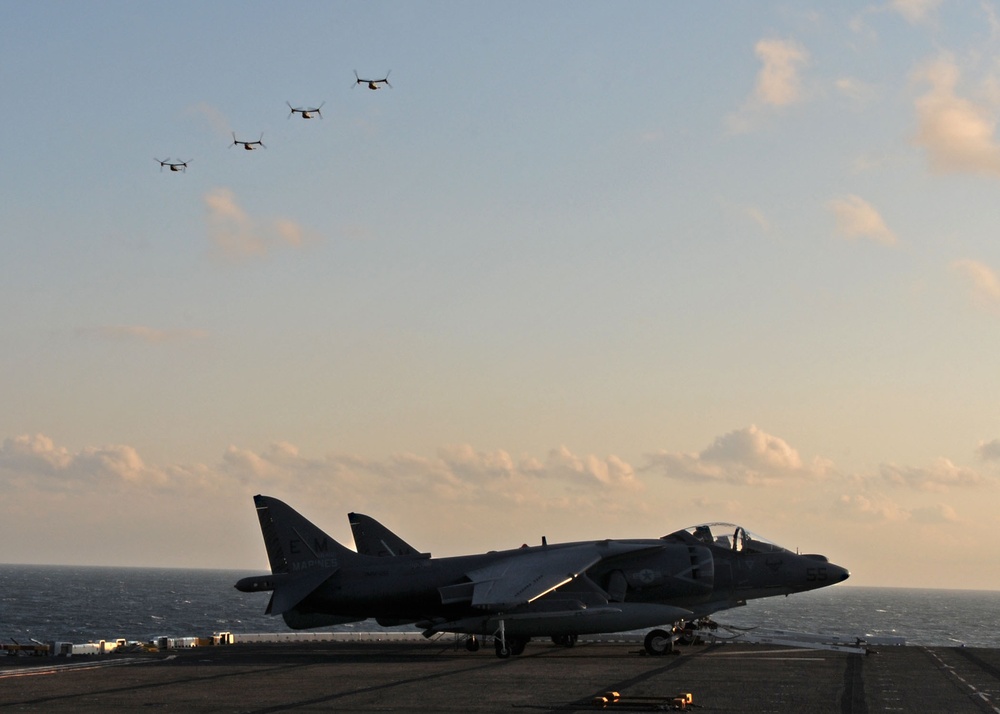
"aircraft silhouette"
230,132,266,150
353,70,391,90
236,495,849,657
286,101,324,119
155,158,190,172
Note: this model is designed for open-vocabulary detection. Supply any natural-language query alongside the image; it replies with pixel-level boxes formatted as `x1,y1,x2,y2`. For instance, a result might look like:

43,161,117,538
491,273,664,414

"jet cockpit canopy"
672,523,792,555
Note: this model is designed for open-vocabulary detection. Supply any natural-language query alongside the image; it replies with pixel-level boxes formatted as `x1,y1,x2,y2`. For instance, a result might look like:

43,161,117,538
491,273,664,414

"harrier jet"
236,495,849,657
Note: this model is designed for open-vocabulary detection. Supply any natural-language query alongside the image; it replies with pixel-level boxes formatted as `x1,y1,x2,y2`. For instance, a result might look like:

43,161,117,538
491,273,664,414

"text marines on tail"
236,495,849,657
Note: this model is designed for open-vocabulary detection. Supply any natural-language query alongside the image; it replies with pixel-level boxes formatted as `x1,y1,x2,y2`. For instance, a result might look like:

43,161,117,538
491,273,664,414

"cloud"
835,77,877,106
203,188,320,261
0,434,72,477
892,0,941,23
754,39,809,107
951,259,1000,307
273,219,309,247
728,38,809,132
643,425,828,486
986,1,1000,40
213,440,646,513
185,102,232,138
911,503,959,524
836,492,911,522
977,438,1000,461
879,458,989,492
542,446,641,490
823,488,960,526
912,55,1000,176
0,434,169,489
4,431,997,570
77,325,209,344
745,206,772,233
827,195,897,245
702,426,803,470
0,433,648,518
204,188,266,258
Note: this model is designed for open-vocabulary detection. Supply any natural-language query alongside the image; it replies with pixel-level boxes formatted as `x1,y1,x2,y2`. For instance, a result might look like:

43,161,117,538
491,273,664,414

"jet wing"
442,545,605,611
468,548,604,610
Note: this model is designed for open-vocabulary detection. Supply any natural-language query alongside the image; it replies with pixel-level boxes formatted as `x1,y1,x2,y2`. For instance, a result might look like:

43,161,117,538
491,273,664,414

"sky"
2,1,1000,590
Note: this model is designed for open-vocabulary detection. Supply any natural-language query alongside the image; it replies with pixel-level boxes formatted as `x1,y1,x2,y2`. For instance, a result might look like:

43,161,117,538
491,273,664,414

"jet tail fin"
251,494,354,615
348,512,430,558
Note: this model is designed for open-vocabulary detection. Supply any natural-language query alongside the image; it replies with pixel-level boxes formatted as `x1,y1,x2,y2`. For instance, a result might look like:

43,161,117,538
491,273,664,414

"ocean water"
1,564,998,648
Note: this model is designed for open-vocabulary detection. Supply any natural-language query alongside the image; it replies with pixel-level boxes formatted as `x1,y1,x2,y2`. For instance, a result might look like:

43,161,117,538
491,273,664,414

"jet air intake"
619,544,714,597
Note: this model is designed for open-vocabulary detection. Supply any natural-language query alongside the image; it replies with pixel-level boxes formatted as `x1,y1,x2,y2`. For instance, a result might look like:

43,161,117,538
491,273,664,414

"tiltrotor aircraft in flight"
236,495,849,657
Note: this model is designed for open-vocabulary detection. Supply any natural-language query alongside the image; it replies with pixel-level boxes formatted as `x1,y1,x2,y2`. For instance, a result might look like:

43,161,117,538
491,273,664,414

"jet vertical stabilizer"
348,512,430,557
247,495,353,616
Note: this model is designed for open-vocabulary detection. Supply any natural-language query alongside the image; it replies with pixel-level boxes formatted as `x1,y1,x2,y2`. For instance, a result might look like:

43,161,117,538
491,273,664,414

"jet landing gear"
494,636,528,658
643,629,675,656
492,620,529,658
643,619,716,655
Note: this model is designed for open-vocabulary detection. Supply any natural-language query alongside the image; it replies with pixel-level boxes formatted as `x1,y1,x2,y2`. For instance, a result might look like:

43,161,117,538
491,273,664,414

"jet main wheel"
551,634,578,647
643,629,674,656
465,636,480,652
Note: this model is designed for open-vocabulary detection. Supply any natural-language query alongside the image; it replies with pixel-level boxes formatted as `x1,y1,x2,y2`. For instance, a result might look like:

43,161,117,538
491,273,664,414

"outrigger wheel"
643,628,674,655
494,636,528,658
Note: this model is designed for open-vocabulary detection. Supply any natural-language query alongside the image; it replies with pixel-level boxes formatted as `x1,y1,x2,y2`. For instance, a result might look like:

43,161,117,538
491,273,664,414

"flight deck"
2,640,999,713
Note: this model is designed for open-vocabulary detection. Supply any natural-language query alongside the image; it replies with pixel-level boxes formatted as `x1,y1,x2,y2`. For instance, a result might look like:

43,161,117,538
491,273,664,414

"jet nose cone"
833,564,850,582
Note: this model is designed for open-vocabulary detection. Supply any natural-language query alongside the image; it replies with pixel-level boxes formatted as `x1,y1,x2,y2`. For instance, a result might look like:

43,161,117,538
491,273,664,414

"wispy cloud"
77,325,209,344
952,258,1000,307
911,503,959,523
880,458,988,492
892,0,941,24
745,206,772,233
837,492,958,525
754,39,809,106
203,187,320,261
835,77,877,106
827,194,897,245
985,1,1000,40
185,102,232,139
977,438,1000,461
728,38,809,132
836,492,911,522
912,55,1000,176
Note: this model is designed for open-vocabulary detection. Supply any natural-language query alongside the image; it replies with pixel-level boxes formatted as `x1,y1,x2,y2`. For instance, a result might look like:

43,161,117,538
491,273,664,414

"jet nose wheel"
643,629,674,656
